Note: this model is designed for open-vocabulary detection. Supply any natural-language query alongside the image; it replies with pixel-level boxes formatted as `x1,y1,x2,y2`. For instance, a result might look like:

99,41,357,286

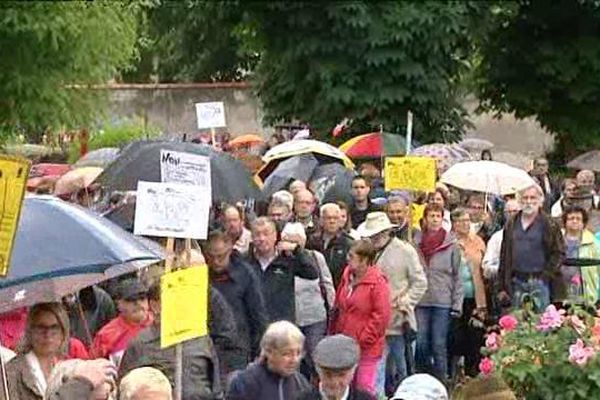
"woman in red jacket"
330,239,391,395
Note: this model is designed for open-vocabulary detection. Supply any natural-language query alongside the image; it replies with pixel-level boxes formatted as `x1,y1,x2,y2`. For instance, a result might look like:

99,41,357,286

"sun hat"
356,212,397,238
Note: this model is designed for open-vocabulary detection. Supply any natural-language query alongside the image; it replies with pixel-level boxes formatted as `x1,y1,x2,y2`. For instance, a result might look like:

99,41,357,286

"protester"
119,367,173,400
576,169,599,203
45,359,115,400
205,230,269,366
457,375,516,400
307,203,354,289
359,163,385,201
356,212,427,396
227,321,311,399
449,208,487,379
390,373,448,400
294,189,320,238
550,178,577,218
221,205,252,254
336,200,360,240
529,157,558,211
349,175,382,228
119,281,222,399
426,188,452,231
281,223,335,380
271,190,295,216
329,240,391,395
483,199,521,279
296,335,375,400
65,285,116,348
289,180,307,195
560,206,600,305
414,204,463,383
465,193,495,242
498,184,564,312
385,191,414,242
245,217,318,322
481,150,493,161
90,280,153,366
267,198,294,232
45,358,117,400
6,303,76,400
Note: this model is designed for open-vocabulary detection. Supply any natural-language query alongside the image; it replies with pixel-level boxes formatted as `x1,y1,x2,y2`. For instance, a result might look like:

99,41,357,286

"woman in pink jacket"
330,240,391,395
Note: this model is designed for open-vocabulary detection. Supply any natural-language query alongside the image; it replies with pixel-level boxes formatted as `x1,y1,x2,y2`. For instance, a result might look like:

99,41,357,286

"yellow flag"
384,156,436,192
160,265,209,348
0,156,30,276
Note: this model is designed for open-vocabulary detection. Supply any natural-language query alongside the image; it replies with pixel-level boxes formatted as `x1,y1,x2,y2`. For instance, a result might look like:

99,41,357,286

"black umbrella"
96,140,263,204
74,147,120,168
262,154,320,196
308,163,356,205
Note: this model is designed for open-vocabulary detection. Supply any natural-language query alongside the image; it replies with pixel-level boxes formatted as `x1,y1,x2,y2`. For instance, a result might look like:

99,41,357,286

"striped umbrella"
411,143,472,174
339,132,408,158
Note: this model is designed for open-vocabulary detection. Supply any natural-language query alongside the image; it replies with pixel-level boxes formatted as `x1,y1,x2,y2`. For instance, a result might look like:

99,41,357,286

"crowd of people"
3,152,600,400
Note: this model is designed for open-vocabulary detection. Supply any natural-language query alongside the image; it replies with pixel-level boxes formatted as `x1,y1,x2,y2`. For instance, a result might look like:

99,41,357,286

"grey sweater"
414,232,464,313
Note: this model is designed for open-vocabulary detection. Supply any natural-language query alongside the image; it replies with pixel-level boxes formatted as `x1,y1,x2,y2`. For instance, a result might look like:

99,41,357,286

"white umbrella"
440,160,536,195
262,139,354,168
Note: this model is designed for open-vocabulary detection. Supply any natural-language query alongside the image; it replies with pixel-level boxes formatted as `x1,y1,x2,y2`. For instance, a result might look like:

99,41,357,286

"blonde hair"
119,367,172,400
18,302,69,357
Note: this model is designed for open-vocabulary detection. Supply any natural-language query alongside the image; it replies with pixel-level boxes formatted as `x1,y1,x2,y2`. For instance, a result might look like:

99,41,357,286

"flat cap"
313,334,360,370
118,279,148,301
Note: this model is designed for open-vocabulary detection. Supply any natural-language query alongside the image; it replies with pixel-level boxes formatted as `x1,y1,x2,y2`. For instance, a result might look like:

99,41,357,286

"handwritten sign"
195,102,226,129
0,156,30,276
161,265,208,348
384,156,436,192
160,150,212,202
134,181,210,239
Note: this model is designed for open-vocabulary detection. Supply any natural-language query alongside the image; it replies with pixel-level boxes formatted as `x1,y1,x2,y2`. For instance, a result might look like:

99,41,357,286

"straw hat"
356,212,397,238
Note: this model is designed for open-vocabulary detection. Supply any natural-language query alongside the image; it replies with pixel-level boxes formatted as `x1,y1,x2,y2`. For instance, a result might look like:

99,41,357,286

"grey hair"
45,360,85,400
260,321,305,358
119,367,172,400
252,216,277,233
516,184,545,203
320,203,341,218
450,207,470,222
272,190,294,211
268,198,292,215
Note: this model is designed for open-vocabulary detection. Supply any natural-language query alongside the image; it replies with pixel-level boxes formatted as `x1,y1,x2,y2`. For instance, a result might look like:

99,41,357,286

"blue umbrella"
0,195,164,312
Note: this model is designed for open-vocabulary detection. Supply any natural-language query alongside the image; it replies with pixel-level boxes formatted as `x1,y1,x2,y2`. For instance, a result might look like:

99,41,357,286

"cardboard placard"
384,156,436,192
195,102,226,129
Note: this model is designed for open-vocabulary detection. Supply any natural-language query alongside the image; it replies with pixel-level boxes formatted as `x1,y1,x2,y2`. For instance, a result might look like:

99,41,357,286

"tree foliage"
0,2,140,131
477,0,600,158
123,0,255,83
240,2,487,142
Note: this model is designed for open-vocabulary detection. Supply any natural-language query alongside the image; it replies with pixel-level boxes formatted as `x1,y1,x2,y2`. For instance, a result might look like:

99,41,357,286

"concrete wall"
105,84,554,158
105,83,264,138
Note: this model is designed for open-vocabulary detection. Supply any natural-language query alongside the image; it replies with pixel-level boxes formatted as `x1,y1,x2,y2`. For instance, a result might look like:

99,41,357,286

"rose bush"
482,305,600,399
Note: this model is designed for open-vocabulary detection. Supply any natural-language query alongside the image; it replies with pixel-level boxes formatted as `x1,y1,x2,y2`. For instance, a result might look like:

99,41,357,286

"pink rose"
569,339,596,366
571,274,582,286
485,332,501,351
537,305,565,332
499,315,518,332
479,357,495,376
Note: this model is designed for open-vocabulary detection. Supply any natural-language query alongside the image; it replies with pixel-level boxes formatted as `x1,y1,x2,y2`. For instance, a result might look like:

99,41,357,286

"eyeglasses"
32,324,62,336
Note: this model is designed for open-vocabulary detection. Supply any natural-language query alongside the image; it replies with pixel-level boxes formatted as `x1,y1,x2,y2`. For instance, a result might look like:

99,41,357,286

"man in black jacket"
245,217,318,322
204,230,269,367
308,203,353,289
296,335,375,400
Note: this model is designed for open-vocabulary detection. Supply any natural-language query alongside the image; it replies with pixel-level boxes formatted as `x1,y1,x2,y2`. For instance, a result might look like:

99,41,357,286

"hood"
342,264,386,285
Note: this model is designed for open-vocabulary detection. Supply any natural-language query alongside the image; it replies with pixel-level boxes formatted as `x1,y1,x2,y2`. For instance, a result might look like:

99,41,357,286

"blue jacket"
227,361,310,400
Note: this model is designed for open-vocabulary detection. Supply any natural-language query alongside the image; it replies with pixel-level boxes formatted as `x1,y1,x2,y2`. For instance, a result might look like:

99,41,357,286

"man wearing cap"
296,335,375,400
357,212,427,397
90,279,153,366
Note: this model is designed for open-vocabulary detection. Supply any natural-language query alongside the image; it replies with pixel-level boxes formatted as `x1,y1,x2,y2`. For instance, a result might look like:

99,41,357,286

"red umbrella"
339,132,408,158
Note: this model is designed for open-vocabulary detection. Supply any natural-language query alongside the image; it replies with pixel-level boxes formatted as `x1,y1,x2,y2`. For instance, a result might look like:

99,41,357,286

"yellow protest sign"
161,265,209,348
384,156,436,192
0,156,30,276
411,203,425,229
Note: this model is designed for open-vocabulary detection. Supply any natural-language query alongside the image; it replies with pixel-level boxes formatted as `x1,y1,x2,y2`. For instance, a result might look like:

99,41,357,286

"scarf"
419,228,447,265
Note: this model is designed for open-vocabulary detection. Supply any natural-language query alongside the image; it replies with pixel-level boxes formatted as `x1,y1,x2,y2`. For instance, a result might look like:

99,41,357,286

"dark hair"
465,193,485,207
207,229,233,245
427,189,447,206
562,206,589,226
480,150,493,160
148,281,160,302
350,239,376,265
351,174,370,186
423,203,445,219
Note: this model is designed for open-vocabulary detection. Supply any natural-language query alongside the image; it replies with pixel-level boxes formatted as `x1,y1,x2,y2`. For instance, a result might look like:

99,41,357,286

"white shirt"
320,384,349,400
482,229,503,278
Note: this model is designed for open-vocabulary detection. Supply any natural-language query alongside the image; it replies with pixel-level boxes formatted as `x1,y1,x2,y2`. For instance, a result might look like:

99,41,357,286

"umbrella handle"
77,294,94,348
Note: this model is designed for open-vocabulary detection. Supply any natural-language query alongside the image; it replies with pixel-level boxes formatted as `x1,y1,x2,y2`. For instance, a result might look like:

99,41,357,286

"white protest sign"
160,150,212,202
195,102,226,129
134,181,210,239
